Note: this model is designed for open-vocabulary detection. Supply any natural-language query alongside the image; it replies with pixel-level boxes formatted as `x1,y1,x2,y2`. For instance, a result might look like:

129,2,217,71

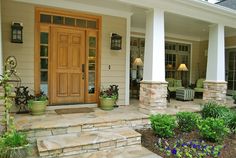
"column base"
203,81,227,103
139,81,168,115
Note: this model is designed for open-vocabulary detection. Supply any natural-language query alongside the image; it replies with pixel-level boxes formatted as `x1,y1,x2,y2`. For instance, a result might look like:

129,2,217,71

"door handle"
82,64,85,79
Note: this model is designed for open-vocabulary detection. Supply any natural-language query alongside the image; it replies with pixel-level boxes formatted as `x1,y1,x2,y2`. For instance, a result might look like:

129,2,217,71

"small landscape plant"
197,117,230,142
100,86,118,99
201,101,230,119
149,114,177,138
176,112,201,132
156,138,224,158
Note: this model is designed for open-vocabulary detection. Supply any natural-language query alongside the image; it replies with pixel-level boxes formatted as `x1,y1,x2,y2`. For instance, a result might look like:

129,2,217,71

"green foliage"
227,111,236,133
176,112,201,132
232,91,236,101
201,101,230,119
149,114,177,138
0,130,29,158
197,117,229,142
100,85,119,99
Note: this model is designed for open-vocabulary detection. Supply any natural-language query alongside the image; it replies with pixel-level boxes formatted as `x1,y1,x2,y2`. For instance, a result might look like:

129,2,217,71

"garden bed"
137,128,236,158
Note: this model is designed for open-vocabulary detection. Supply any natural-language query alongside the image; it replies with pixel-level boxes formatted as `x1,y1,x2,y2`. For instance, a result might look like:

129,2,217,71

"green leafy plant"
197,117,229,142
149,114,177,138
232,91,236,101
227,112,236,133
201,101,231,118
100,86,118,99
176,112,201,132
28,91,48,109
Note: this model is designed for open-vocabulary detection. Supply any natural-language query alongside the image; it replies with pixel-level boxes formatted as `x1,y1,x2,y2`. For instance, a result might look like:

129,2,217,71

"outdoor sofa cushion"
166,78,184,92
194,78,205,93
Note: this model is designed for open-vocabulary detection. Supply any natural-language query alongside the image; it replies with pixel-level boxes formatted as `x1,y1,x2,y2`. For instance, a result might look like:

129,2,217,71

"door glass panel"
41,59,48,69
89,49,96,57
40,14,51,23
76,19,86,28
40,46,48,56
89,37,96,48
40,32,48,44
88,72,95,94
89,61,95,71
53,16,64,24
65,17,75,26
41,71,48,82
87,20,97,29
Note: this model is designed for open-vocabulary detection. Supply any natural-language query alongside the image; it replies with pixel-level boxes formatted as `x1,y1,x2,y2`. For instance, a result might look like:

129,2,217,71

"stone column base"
203,81,227,103
139,81,168,115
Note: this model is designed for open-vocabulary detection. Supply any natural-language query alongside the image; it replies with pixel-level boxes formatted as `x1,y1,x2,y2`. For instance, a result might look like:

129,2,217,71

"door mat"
55,107,94,115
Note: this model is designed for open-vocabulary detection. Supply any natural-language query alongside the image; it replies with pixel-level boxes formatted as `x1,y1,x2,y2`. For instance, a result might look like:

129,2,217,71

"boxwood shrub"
149,114,177,138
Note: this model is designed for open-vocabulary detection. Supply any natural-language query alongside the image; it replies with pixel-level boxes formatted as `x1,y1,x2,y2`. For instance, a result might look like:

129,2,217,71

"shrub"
149,114,177,138
197,117,229,142
176,112,201,132
228,112,236,133
201,101,230,119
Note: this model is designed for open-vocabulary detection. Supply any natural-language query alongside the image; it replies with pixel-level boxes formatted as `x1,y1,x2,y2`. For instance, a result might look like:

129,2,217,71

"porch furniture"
166,78,184,93
176,88,195,101
194,78,205,98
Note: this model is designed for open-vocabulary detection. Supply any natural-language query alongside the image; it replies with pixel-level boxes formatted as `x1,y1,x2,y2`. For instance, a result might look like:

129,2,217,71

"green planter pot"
99,97,115,110
29,100,48,115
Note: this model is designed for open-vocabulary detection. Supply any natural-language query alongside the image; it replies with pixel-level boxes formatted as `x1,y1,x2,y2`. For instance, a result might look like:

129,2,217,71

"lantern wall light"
11,22,23,43
110,33,122,50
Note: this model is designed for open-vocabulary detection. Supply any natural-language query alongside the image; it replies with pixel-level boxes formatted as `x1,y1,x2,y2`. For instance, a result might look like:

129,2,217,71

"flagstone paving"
14,98,236,157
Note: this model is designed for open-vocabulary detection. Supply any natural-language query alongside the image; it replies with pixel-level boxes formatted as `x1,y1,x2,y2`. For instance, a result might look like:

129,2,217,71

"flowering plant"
100,85,118,99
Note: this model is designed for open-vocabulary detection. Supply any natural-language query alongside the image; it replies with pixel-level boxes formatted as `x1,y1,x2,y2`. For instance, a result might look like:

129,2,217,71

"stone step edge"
22,118,150,138
37,127,141,157
43,145,162,158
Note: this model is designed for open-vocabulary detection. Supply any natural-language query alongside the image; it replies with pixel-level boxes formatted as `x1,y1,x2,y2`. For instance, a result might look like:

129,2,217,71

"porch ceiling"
14,0,236,40
68,0,236,40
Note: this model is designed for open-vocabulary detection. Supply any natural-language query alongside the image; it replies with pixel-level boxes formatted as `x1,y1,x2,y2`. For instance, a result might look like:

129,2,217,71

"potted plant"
232,91,236,104
0,130,30,158
28,91,48,115
99,85,119,110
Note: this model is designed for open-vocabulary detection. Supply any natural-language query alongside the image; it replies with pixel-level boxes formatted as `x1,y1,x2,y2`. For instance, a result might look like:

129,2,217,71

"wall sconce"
110,33,122,50
11,22,23,43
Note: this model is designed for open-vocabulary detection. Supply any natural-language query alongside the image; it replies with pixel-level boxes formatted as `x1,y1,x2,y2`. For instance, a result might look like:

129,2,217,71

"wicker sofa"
166,78,184,93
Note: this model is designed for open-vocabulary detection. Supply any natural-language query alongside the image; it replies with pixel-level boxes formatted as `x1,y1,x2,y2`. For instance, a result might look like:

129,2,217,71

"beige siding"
2,0,35,90
101,15,127,105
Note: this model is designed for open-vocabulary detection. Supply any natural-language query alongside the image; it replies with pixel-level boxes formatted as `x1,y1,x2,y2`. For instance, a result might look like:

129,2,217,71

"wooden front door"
51,27,85,104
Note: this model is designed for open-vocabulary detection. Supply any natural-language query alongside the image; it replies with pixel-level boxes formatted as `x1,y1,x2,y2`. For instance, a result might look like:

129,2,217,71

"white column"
206,24,225,82
204,24,227,102
0,0,3,75
143,8,165,82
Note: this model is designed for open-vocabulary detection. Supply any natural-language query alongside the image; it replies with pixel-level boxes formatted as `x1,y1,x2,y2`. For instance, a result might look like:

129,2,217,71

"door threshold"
47,103,97,111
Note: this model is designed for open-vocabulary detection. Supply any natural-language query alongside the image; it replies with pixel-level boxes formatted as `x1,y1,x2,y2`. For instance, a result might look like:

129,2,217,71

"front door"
225,48,236,95
51,27,85,104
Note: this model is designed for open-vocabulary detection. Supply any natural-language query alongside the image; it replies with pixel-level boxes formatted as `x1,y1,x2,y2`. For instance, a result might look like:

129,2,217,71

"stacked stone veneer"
139,81,168,114
203,81,227,103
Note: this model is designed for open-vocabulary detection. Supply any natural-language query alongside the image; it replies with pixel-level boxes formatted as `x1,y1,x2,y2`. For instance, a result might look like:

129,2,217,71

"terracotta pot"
29,100,48,115
99,97,115,110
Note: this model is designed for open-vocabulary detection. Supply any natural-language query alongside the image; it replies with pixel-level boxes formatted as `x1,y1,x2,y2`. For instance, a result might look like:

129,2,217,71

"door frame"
34,7,101,105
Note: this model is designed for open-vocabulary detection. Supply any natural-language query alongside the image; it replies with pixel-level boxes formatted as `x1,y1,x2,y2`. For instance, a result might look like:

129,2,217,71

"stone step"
19,113,149,139
37,127,141,157
63,145,161,158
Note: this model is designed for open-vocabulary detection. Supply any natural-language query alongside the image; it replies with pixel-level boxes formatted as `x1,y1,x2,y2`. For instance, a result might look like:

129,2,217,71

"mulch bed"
136,128,236,158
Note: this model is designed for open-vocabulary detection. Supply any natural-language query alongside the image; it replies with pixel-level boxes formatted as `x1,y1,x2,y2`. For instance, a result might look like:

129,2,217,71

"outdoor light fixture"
110,33,122,50
11,22,23,43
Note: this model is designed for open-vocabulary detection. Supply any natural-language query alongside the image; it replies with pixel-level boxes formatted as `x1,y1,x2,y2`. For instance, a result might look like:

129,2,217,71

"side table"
176,88,195,101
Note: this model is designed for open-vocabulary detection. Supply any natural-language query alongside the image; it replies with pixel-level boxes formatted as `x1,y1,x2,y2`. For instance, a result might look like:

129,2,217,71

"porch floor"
14,98,236,158
15,98,236,132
